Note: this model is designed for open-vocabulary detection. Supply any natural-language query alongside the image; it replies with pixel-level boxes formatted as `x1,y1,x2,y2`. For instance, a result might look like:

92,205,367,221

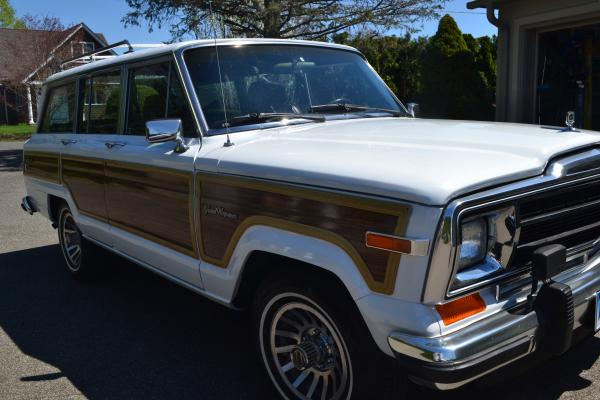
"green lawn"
0,123,36,140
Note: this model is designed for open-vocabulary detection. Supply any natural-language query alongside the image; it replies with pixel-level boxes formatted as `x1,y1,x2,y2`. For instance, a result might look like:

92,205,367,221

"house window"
71,41,95,57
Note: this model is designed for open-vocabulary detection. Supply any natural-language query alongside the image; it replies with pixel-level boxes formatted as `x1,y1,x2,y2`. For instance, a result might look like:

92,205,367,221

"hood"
210,118,600,205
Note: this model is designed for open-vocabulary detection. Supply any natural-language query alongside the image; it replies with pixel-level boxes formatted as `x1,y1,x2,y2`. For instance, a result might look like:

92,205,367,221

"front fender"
199,224,373,303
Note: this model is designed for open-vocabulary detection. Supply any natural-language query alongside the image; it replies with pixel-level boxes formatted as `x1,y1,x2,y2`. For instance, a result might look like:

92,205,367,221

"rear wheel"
254,273,405,400
57,204,103,279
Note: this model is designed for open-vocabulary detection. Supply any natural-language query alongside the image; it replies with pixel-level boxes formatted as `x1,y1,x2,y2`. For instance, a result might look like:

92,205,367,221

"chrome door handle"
60,139,77,145
105,141,126,149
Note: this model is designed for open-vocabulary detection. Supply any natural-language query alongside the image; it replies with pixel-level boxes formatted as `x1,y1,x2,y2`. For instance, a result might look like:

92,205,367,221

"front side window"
126,62,196,137
127,63,169,135
79,70,121,134
183,45,403,131
39,83,76,133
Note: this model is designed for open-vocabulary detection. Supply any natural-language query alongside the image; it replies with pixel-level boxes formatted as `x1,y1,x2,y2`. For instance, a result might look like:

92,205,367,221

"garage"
468,0,600,130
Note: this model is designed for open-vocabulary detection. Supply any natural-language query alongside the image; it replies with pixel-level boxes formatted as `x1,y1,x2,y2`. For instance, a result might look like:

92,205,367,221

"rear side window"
79,70,121,134
39,83,76,133
126,62,196,137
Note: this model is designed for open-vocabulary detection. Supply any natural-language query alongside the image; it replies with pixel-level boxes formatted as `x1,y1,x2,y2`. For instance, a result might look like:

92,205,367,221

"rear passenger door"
60,69,123,246
101,59,202,286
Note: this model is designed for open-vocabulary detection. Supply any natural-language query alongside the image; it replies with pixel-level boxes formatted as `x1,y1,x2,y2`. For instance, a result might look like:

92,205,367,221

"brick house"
0,23,114,125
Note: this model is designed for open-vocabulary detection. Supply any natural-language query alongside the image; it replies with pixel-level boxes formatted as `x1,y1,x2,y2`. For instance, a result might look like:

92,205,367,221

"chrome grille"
513,179,600,268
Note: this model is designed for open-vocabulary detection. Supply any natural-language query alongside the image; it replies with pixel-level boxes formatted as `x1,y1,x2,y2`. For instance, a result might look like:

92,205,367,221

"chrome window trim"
422,147,600,304
173,48,207,138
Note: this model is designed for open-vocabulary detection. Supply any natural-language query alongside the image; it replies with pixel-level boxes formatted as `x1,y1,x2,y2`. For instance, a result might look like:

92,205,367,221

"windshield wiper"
310,103,404,117
225,112,326,127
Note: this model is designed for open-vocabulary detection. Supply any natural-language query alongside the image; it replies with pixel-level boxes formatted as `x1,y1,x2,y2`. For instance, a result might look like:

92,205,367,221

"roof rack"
60,40,134,69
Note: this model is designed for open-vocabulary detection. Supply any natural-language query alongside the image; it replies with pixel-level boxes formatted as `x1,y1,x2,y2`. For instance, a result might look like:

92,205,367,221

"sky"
12,0,497,47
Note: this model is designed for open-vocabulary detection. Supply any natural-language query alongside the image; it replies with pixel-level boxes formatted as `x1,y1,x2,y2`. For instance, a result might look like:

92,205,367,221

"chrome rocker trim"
389,255,600,390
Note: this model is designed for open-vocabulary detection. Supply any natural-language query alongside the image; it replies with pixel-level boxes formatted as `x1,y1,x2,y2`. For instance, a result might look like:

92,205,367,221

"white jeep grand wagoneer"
21,39,600,399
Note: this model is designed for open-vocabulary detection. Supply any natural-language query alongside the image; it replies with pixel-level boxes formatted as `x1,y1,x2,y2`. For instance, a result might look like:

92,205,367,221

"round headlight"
458,218,487,270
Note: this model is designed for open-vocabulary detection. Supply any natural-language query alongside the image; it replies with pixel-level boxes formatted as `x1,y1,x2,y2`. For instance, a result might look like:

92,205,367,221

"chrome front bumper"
388,260,600,390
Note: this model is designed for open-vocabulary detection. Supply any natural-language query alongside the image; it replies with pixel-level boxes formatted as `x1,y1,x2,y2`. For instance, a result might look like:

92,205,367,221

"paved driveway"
1,141,600,399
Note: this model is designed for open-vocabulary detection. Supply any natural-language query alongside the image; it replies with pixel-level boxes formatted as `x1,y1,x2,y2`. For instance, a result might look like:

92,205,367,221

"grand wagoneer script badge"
203,205,238,220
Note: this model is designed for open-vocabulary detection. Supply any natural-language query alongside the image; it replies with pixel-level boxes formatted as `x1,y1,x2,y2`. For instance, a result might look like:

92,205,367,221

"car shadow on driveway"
0,149,23,172
0,245,599,400
0,245,279,400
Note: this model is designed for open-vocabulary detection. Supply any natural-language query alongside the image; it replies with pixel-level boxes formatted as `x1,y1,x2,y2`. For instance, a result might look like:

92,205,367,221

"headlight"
458,218,487,270
450,206,518,294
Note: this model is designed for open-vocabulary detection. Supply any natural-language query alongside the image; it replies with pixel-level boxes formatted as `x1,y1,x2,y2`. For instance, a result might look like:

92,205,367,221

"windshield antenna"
208,0,233,147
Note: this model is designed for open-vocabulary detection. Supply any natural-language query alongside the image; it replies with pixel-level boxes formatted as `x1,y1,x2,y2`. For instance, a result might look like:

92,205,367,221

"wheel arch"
232,251,358,309
47,193,66,224
202,224,376,306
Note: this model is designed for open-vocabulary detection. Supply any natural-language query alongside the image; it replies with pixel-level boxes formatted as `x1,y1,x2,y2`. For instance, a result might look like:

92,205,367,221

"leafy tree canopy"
430,14,468,55
0,0,25,29
122,0,448,40
420,14,495,120
333,32,427,103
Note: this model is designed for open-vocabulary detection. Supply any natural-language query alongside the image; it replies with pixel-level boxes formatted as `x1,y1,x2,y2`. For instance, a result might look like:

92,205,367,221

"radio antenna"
208,0,233,147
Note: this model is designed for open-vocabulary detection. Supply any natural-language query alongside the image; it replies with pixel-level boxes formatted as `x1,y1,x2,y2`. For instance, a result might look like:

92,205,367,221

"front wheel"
254,274,405,400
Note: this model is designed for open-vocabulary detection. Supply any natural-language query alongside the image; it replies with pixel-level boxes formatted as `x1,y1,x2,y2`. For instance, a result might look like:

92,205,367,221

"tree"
420,15,494,120
122,0,448,40
3,14,68,123
21,14,65,31
0,0,25,29
333,32,428,103
6,15,67,82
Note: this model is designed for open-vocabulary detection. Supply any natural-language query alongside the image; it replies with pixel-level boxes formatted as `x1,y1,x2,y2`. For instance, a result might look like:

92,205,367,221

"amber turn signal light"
365,232,412,254
435,293,486,326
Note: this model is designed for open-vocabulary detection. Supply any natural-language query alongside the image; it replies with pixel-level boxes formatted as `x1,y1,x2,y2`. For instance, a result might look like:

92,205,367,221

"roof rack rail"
60,40,134,69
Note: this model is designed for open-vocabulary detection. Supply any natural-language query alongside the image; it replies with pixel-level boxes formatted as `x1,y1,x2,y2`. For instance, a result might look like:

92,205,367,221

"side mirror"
146,119,189,153
407,103,420,118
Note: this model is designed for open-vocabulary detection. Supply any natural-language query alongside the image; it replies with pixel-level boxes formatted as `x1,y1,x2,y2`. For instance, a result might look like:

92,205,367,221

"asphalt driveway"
1,141,600,399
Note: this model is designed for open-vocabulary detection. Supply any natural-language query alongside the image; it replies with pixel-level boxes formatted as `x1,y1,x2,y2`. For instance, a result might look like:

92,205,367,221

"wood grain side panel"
62,156,107,221
23,152,60,183
196,174,411,294
105,162,196,257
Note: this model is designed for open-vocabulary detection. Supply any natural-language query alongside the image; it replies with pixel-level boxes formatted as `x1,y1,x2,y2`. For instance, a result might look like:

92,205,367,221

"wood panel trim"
205,215,405,294
104,160,198,258
198,172,410,216
60,155,198,258
196,172,411,295
62,155,108,222
23,151,60,183
26,150,412,294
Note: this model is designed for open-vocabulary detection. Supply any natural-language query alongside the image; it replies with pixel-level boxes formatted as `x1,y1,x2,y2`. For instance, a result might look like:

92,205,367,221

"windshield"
183,44,404,131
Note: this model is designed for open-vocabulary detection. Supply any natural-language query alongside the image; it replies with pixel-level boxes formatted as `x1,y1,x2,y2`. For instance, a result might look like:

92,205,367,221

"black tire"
57,204,103,280
253,272,406,400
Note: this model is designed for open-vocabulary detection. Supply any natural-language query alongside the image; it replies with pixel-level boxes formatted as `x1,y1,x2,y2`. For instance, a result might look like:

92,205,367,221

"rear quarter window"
39,83,76,133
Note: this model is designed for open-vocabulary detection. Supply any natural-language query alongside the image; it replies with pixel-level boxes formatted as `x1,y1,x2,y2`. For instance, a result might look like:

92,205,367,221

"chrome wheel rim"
60,211,82,271
261,293,352,400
